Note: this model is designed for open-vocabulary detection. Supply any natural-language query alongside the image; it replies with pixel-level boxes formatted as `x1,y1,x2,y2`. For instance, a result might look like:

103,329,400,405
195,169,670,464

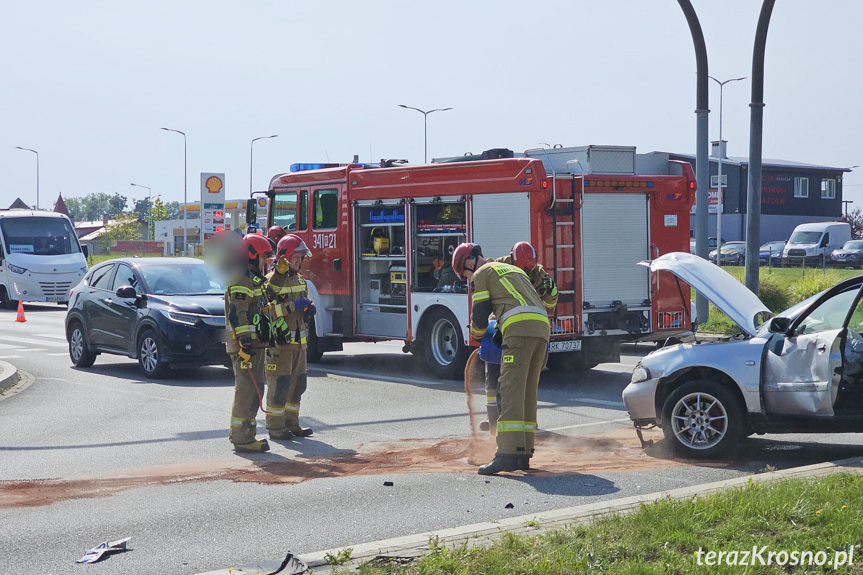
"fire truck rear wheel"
423,308,469,379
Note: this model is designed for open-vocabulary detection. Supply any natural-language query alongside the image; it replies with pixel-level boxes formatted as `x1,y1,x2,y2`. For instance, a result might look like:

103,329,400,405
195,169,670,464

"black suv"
65,257,228,377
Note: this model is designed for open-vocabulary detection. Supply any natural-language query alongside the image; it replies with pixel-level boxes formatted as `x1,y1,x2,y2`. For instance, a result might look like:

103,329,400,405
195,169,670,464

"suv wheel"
661,379,744,458
138,329,169,378
68,321,97,368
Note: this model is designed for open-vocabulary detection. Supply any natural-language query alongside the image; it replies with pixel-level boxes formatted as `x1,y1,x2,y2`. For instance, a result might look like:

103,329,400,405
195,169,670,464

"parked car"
759,241,786,266
708,241,745,265
829,240,863,268
65,257,228,378
623,252,863,458
689,236,724,256
782,222,852,266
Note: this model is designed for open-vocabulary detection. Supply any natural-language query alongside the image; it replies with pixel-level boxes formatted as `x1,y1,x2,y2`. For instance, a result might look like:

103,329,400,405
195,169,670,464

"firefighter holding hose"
225,234,274,453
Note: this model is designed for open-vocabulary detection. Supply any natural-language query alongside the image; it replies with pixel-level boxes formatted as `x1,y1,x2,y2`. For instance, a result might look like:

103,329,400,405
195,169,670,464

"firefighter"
264,234,316,439
480,241,558,432
266,225,288,244
226,234,274,453
453,243,550,475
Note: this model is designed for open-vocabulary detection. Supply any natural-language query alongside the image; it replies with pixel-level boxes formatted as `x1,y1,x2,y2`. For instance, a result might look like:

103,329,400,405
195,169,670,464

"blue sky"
1,1,860,212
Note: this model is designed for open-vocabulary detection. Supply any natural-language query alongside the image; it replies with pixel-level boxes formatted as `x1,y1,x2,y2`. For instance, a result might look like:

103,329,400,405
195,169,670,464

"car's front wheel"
138,329,169,378
68,321,97,368
661,379,744,458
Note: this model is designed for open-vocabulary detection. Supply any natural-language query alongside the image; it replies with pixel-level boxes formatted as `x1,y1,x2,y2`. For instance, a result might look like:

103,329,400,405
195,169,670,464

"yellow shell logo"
258,198,267,207
205,176,223,194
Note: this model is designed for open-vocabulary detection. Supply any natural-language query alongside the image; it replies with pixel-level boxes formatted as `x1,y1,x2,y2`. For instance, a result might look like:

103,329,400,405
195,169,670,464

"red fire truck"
246,146,695,379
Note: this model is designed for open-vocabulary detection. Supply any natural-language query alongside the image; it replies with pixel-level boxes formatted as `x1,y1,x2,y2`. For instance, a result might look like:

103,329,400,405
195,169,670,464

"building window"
821,179,836,199
794,177,809,198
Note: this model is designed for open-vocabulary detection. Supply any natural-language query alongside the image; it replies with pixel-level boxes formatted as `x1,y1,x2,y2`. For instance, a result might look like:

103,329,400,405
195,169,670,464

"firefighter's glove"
293,297,311,312
432,258,444,272
237,335,255,361
304,302,317,318
492,328,503,348
274,256,290,274
541,276,556,295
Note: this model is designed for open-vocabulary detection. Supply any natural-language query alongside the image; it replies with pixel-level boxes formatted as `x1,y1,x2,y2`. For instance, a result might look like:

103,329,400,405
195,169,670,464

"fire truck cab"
249,146,695,379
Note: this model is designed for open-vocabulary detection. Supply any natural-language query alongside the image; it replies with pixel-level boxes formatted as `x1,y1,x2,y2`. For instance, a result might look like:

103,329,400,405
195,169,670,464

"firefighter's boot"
479,405,499,433
233,438,270,453
288,426,313,437
477,455,528,475
269,429,294,441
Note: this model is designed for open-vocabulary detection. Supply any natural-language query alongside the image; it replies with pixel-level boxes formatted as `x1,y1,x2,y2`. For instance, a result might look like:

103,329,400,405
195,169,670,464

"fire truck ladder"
550,174,580,336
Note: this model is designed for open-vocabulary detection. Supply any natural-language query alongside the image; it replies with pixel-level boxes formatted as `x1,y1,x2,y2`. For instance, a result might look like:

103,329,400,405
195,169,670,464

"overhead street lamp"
130,183,153,240
250,135,279,199
14,147,39,210
397,104,453,163
161,128,187,255
708,75,746,267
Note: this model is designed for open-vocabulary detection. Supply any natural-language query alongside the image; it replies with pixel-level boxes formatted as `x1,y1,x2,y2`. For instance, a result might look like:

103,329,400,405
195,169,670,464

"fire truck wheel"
307,318,323,363
422,308,469,379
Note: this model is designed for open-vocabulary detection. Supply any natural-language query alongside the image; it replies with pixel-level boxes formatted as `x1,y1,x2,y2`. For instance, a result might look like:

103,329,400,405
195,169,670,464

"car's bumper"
161,322,228,365
622,377,661,422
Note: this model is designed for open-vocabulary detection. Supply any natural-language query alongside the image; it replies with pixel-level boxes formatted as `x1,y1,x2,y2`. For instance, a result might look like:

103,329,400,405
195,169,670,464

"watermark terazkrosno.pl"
695,546,856,569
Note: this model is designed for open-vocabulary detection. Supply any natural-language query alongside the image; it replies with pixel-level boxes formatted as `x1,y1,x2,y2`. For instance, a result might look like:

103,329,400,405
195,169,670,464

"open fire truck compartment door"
471,193,531,259
581,193,650,308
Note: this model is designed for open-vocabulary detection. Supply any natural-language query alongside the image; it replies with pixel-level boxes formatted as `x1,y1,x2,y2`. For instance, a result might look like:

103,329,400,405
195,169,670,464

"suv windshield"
789,231,823,244
138,264,223,295
844,241,863,250
0,217,80,256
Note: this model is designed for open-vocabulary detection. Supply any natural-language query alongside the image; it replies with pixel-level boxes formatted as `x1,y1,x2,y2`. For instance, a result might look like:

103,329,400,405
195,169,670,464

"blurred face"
255,253,269,270
289,252,303,272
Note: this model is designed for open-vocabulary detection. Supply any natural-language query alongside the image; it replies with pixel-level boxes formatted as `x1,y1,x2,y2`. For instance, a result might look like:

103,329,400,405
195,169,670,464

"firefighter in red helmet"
266,225,288,243
452,242,550,475
479,241,558,433
225,234,274,453
263,234,316,439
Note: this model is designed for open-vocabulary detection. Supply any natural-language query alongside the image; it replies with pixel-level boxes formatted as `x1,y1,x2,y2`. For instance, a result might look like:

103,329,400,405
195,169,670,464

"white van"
0,211,88,308
782,221,852,266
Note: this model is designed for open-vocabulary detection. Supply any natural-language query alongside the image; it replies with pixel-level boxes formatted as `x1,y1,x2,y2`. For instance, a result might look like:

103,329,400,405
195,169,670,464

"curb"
0,360,20,398
197,455,863,574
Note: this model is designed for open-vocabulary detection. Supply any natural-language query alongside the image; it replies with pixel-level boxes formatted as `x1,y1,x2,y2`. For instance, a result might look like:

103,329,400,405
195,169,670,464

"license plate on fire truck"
548,340,581,353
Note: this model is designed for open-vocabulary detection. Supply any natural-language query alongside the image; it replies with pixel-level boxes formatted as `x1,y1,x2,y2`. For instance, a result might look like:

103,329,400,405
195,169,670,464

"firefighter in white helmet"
480,241,557,433
264,234,316,439
453,242,550,475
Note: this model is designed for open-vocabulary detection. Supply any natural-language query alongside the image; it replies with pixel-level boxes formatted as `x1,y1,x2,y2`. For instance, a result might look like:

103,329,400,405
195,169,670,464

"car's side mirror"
116,286,136,299
245,200,257,229
769,316,791,334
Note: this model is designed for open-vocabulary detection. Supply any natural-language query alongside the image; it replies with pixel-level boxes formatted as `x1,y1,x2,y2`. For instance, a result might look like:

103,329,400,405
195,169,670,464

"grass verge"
346,474,863,574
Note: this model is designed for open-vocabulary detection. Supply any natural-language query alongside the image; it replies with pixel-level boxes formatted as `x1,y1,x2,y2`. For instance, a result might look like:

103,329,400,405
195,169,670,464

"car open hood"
641,252,771,337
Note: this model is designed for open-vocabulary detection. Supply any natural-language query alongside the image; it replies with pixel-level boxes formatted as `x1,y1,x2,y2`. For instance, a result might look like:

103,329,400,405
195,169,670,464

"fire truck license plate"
549,340,581,353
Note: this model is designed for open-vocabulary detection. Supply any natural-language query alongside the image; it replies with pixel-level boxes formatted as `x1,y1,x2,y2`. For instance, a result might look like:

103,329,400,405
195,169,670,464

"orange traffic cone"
15,301,26,323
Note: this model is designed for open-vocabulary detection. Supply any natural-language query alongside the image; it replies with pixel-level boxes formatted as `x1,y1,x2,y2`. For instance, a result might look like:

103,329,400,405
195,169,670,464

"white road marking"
0,343,25,350
35,333,68,340
308,366,450,386
544,417,631,431
0,335,66,347
0,355,23,359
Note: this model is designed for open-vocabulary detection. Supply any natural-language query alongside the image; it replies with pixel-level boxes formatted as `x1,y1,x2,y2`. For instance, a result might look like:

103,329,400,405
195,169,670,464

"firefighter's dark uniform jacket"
263,268,311,434
225,268,269,445
469,261,549,458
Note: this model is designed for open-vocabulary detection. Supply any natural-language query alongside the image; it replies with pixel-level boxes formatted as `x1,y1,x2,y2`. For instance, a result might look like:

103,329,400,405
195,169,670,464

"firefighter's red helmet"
243,233,274,261
266,225,287,242
452,243,482,281
276,234,313,259
511,241,537,273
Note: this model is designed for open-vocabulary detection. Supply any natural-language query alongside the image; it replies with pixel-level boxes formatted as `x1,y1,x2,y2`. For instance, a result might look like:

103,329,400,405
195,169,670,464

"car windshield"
760,242,784,251
0,217,81,256
844,241,863,250
138,263,224,295
720,243,745,253
755,290,828,337
789,231,822,244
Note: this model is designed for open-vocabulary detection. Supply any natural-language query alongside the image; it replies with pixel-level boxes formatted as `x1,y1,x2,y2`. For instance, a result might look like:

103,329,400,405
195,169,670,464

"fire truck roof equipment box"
525,145,636,175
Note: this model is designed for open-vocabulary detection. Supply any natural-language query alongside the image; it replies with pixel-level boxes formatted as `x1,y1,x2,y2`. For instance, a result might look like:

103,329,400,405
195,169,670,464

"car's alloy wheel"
68,322,97,368
661,380,743,458
138,329,168,378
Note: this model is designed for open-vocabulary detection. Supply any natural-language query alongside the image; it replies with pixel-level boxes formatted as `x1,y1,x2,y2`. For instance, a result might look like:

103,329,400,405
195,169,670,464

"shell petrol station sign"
200,172,225,243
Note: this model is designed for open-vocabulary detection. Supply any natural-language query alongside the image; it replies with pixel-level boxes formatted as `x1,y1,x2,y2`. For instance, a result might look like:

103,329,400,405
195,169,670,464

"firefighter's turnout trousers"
225,270,269,445
496,336,548,457
264,269,311,434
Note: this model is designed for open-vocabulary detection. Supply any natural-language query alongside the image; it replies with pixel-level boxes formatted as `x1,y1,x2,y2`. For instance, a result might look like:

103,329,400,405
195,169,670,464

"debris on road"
383,481,394,486
504,503,514,509
75,537,131,564
266,550,308,575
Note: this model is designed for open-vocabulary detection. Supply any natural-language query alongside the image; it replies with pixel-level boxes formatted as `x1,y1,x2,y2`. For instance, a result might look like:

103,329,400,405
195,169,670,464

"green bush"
789,270,845,303
756,273,791,313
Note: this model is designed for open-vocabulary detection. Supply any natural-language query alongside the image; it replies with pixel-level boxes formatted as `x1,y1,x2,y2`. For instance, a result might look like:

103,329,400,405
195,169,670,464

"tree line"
64,192,181,223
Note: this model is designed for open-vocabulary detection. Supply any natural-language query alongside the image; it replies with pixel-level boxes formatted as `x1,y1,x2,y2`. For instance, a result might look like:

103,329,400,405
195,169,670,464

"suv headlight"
631,364,651,383
7,263,26,274
167,311,199,325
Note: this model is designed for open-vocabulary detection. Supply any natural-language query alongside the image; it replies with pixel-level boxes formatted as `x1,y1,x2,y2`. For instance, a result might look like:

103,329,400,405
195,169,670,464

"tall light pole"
130,183,152,240
161,128,187,255
250,135,279,198
708,75,746,267
14,147,39,210
397,105,453,163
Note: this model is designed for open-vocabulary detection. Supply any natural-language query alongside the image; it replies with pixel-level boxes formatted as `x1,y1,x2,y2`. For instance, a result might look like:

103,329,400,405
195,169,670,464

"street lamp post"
397,105,453,163
161,128,187,255
130,183,152,240
14,147,39,210
708,75,746,267
250,135,279,200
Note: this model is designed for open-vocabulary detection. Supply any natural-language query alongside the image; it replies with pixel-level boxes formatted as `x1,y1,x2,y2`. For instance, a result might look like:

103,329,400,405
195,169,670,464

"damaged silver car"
623,252,863,458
